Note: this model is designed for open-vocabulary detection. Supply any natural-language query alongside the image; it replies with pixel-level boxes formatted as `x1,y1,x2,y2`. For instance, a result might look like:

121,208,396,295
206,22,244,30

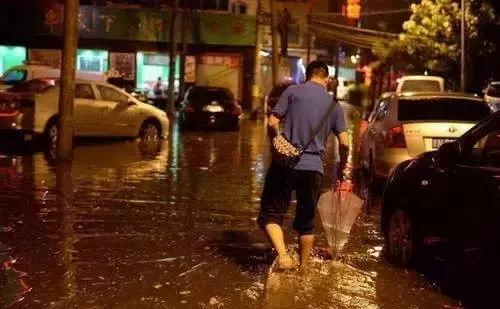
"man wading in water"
258,61,349,270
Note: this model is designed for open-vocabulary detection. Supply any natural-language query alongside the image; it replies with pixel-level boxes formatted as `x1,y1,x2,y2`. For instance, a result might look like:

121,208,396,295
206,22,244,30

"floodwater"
1,104,461,308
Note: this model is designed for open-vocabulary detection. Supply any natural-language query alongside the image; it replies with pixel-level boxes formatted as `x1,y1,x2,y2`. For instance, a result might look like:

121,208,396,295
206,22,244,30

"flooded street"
1,105,460,308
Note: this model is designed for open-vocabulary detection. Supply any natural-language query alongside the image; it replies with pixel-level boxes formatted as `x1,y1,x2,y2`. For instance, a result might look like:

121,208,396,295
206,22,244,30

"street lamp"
460,0,465,92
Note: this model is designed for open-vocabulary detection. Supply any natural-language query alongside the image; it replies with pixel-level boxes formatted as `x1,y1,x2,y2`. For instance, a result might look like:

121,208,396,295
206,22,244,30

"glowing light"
259,50,270,57
350,55,358,64
14,47,25,56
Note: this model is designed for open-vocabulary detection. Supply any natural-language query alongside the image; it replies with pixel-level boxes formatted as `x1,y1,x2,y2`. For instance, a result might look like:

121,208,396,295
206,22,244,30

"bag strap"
303,98,337,151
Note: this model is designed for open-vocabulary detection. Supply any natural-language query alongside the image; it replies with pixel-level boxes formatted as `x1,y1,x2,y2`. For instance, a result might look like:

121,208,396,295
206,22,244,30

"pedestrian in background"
258,60,350,270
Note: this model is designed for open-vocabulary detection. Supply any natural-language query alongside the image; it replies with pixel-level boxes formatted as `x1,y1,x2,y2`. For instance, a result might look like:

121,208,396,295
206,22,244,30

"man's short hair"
305,60,329,80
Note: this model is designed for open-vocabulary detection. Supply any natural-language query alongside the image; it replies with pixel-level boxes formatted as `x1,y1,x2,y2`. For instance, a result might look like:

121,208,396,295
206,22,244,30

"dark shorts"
257,163,323,235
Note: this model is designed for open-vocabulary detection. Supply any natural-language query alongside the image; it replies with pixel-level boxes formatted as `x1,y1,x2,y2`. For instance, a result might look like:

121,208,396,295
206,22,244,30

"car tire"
44,118,59,147
385,207,417,267
139,120,161,141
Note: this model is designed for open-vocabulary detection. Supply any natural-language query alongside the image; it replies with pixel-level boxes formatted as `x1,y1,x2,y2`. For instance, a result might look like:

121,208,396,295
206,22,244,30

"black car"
179,86,242,131
382,111,500,267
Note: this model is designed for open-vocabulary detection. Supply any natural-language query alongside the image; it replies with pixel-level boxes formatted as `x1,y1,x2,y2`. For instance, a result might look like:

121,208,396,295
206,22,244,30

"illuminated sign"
344,0,361,19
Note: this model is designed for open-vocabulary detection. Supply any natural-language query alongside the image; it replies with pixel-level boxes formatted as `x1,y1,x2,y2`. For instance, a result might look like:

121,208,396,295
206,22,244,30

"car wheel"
139,121,161,141
44,119,59,146
386,208,416,266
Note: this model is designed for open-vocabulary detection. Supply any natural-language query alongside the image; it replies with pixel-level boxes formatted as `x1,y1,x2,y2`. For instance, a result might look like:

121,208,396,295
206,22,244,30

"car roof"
398,75,444,81
392,92,483,101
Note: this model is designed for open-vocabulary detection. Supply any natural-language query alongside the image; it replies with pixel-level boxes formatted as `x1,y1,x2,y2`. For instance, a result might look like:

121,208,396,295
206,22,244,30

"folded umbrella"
318,181,364,256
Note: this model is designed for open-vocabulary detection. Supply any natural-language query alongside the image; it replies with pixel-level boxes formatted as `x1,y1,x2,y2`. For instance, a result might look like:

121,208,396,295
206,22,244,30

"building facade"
0,1,257,108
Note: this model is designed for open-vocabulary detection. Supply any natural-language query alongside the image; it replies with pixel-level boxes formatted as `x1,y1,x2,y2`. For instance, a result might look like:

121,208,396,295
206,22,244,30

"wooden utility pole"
57,0,79,161
167,0,179,115
306,0,316,64
460,0,466,92
270,0,279,86
251,0,263,118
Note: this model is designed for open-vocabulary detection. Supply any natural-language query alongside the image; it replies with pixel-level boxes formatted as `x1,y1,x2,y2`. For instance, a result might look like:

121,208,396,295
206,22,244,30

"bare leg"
299,234,314,267
265,223,294,269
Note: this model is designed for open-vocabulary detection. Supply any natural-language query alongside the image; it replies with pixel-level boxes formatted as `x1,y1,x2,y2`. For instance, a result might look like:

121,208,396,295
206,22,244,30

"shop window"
136,52,180,92
231,2,247,14
28,49,61,69
109,52,135,79
77,49,109,73
0,45,26,75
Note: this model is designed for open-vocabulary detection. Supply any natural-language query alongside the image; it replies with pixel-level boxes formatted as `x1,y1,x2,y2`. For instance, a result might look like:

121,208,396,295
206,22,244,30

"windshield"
400,80,441,92
487,84,500,97
188,88,234,103
8,79,58,93
1,69,27,85
398,98,491,122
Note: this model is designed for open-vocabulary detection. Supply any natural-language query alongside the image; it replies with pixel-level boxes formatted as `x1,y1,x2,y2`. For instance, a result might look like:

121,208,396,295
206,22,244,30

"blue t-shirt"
272,81,347,174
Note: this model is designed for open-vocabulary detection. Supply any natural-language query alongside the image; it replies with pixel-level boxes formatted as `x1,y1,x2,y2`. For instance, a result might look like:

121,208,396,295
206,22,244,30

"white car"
0,78,169,143
0,63,105,91
396,75,445,93
359,92,491,182
484,81,500,112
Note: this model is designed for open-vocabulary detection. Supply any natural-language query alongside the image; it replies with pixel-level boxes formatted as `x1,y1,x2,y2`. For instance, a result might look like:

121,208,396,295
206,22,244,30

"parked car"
0,63,105,91
382,111,500,267
265,82,294,116
359,92,491,184
484,81,500,112
0,78,169,143
396,75,445,93
179,86,242,131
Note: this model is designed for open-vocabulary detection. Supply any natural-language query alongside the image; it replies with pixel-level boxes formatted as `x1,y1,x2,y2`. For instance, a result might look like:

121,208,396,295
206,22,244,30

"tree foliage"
373,0,496,77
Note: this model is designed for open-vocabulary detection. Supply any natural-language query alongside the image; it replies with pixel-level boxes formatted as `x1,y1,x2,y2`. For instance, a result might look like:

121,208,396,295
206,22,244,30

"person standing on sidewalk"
257,60,350,270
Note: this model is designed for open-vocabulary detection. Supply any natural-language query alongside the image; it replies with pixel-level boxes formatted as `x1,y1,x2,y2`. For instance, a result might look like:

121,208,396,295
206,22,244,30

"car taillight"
0,101,20,117
385,124,407,148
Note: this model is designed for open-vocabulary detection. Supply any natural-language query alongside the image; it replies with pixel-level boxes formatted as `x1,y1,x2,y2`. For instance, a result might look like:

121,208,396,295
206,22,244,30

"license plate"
432,138,456,149
203,104,224,113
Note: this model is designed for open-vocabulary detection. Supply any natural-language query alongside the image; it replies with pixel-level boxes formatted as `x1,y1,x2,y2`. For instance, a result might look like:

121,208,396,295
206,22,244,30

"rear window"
188,87,234,103
398,98,491,122
400,80,441,92
487,84,500,97
8,79,58,93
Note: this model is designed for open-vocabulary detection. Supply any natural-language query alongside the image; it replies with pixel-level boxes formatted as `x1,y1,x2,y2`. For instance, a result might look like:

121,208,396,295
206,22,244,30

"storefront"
136,52,180,92
196,53,243,100
0,45,27,75
28,49,61,68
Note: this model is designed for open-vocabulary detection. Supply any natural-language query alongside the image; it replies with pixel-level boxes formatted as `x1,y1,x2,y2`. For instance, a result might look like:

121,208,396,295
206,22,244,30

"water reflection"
0,119,461,308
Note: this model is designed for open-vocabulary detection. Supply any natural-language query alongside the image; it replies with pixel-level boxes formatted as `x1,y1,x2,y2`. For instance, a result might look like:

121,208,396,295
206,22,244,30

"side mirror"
436,141,462,168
